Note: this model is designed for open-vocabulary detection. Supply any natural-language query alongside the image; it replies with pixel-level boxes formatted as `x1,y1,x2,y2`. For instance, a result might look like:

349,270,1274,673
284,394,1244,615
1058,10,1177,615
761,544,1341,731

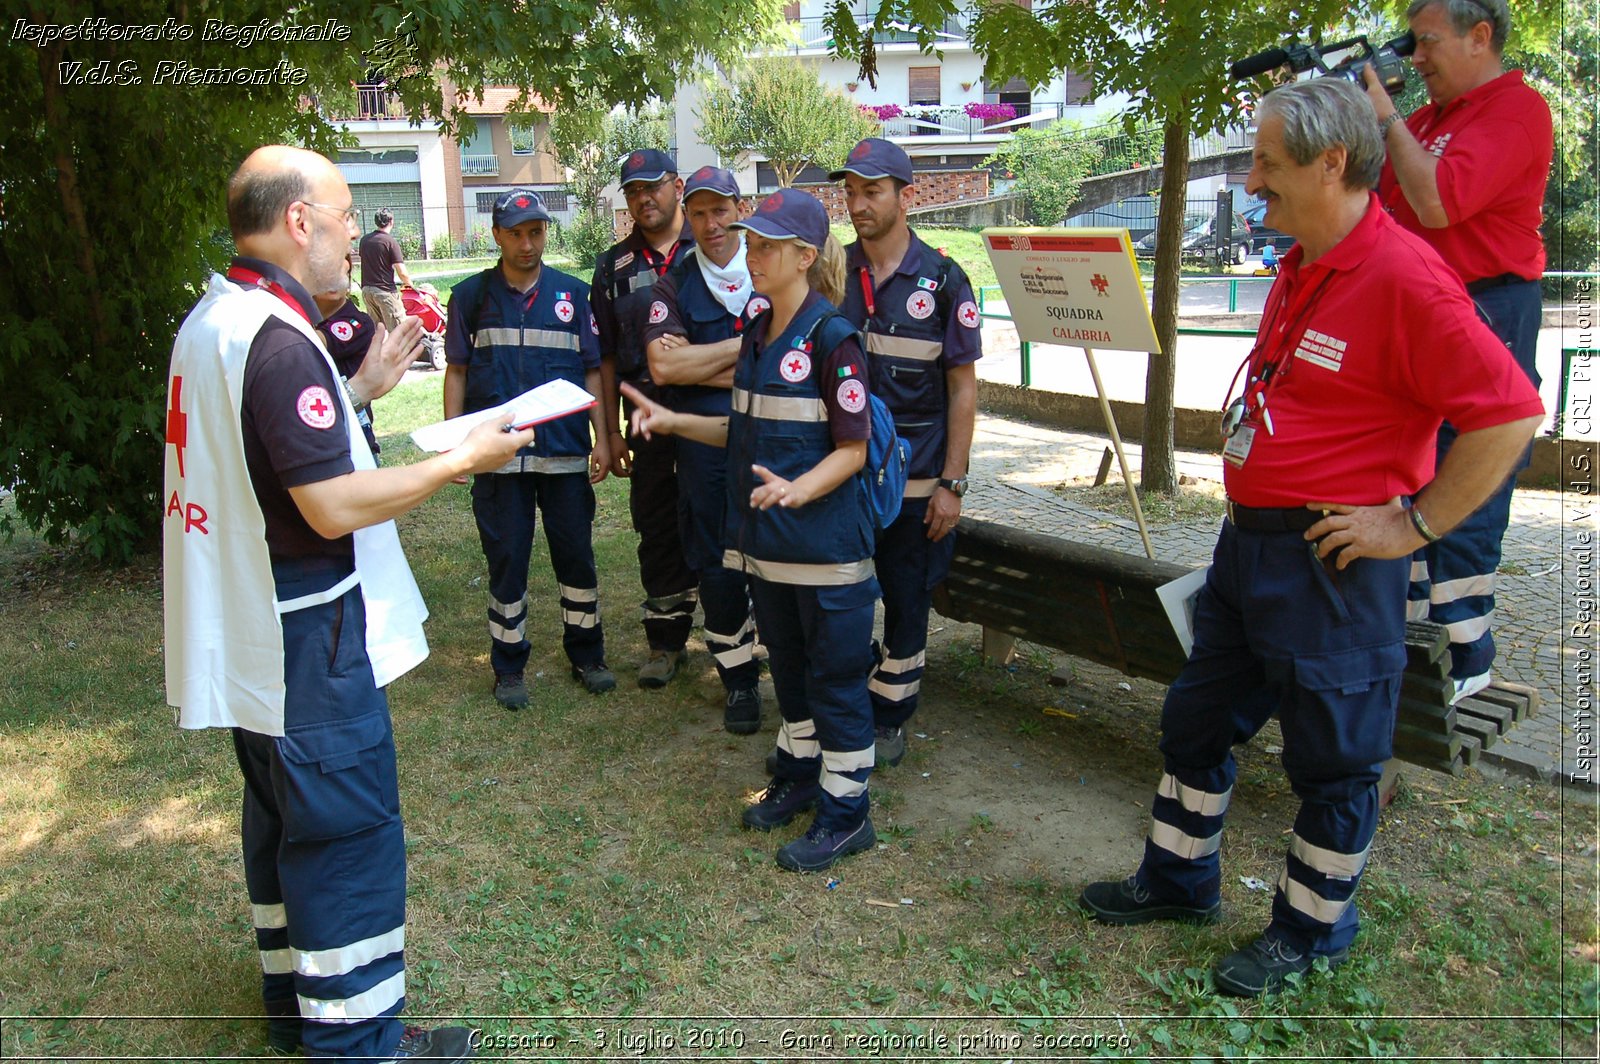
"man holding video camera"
1363,0,1552,702
1078,79,1542,997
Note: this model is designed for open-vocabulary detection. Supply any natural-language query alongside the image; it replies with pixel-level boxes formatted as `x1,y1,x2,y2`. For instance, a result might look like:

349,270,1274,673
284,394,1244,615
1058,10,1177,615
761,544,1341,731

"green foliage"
553,213,621,273
984,126,1102,225
697,59,879,186
392,222,425,261
0,0,780,564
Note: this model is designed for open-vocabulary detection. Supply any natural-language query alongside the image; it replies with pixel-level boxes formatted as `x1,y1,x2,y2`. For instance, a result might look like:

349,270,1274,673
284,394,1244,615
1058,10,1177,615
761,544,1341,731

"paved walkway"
960,410,1589,788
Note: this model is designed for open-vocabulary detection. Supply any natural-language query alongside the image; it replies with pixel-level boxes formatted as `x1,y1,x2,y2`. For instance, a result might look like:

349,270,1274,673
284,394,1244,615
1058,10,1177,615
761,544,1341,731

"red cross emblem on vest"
166,376,188,478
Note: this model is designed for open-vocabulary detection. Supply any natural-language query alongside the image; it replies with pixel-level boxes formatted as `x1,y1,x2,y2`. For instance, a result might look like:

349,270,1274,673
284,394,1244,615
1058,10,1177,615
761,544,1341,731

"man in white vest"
163,145,533,1061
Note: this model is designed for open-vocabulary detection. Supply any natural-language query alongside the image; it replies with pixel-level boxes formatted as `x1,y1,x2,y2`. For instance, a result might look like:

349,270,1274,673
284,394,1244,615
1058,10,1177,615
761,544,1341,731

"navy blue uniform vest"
725,297,874,582
454,266,593,459
596,236,690,381
841,244,967,483
663,251,766,417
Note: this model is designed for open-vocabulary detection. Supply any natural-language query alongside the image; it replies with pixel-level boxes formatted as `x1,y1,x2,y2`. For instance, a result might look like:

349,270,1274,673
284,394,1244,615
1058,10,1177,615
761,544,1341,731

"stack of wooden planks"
1394,620,1541,776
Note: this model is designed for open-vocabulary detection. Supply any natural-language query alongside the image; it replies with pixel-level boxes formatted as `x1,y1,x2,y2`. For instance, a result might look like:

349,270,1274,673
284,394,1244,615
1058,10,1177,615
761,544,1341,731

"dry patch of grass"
1,377,1594,1061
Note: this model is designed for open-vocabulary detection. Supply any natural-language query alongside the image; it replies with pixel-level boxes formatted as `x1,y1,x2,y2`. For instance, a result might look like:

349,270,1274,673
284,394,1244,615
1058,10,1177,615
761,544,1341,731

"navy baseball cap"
619,148,677,186
829,137,914,184
493,189,552,228
731,188,830,248
682,165,742,202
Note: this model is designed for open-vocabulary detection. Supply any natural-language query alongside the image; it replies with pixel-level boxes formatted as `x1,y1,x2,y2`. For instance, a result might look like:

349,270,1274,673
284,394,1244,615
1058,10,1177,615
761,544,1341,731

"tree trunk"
1141,114,1190,496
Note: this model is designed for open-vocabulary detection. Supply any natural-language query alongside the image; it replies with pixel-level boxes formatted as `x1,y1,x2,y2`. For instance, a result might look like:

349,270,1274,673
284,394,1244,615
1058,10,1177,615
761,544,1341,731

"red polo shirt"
1225,195,1543,508
1377,70,1552,284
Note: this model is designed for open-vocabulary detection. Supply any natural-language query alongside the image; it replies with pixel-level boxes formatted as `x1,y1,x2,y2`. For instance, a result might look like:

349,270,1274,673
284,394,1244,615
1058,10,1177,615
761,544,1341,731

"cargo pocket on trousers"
277,710,399,842
1293,644,1406,696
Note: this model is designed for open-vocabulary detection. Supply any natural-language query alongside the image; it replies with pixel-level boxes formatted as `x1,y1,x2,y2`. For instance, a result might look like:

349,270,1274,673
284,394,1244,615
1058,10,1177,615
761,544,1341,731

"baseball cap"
731,188,829,249
493,189,553,228
619,148,677,186
682,165,742,202
829,137,915,184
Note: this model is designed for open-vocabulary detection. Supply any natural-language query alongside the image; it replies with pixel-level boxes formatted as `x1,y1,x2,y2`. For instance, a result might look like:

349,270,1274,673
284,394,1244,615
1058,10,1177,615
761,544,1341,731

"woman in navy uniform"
623,189,879,872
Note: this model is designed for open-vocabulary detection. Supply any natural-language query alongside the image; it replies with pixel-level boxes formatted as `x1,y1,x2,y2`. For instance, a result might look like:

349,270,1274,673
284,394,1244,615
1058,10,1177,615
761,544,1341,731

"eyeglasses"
302,201,362,226
623,177,674,199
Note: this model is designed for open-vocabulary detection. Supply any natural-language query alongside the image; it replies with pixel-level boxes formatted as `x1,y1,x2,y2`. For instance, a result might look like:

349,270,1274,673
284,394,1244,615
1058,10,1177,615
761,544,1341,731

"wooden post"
1083,348,1154,559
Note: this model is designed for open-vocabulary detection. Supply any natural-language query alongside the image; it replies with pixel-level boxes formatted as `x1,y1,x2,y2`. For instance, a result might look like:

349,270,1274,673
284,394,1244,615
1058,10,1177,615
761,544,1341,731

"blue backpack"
807,312,909,535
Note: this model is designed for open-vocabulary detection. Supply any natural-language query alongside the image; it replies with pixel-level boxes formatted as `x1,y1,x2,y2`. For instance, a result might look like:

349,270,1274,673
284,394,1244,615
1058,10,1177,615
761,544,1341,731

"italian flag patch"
917,277,938,291
837,364,858,378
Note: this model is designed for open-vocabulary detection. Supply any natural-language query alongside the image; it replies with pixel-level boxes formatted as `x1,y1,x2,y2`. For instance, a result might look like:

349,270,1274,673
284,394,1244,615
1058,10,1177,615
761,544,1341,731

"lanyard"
226,264,314,326
1221,268,1335,437
858,266,876,319
642,238,686,278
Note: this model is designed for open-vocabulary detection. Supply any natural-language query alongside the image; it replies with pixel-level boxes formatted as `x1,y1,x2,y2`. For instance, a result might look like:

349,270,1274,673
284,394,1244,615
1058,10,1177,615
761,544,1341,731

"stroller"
400,284,449,370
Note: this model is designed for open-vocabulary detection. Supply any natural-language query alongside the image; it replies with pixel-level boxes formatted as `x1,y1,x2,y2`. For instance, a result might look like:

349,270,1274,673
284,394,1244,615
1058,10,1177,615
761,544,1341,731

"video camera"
1230,32,1416,96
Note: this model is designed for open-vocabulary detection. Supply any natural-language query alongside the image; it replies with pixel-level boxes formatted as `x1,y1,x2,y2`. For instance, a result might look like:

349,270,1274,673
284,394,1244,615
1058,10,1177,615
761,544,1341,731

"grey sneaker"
1078,875,1222,926
492,672,528,710
874,724,906,767
637,649,685,688
724,687,763,734
1212,933,1349,997
571,661,616,694
393,1024,476,1060
775,817,877,872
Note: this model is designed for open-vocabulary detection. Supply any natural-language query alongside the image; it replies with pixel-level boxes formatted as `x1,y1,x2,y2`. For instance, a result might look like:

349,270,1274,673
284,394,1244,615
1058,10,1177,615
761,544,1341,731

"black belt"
1465,273,1531,295
1225,500,1323,532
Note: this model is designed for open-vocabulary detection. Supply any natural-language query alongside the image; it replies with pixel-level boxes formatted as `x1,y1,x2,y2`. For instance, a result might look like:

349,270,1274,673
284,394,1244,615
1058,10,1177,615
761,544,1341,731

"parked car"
1240,201,1297,258
1133,210,1253,265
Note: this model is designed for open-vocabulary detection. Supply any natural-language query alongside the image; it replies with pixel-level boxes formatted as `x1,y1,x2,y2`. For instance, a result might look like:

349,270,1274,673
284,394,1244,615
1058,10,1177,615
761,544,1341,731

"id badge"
1222,424,1256,468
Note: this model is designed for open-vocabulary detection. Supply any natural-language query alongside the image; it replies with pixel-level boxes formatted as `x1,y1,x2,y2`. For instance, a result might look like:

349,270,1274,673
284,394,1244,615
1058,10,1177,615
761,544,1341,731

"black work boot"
1078,875,1222,926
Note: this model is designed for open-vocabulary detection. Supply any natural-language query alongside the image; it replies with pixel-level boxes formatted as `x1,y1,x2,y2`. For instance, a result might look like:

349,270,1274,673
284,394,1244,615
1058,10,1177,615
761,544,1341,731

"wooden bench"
933,517,1538,777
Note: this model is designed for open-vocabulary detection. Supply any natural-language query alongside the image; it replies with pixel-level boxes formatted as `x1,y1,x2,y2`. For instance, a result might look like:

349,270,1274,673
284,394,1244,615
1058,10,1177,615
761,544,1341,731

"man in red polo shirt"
1363,0,1553,702
1079,79,1542,998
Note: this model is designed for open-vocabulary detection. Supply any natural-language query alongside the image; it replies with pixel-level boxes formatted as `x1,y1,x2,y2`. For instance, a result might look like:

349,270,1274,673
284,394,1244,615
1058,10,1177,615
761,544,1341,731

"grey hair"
1258,80,1385,191
1407,0,1509,53
227,167,308,240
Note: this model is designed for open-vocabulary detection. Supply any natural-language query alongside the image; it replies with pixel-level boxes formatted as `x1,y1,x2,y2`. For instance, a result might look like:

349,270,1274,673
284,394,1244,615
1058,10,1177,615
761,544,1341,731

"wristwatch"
1378,111,1405,138
937,477,968,497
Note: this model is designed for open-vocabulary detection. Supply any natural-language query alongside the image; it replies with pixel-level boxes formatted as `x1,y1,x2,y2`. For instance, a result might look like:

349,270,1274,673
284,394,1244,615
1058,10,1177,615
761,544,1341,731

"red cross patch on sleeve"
296,386,337,429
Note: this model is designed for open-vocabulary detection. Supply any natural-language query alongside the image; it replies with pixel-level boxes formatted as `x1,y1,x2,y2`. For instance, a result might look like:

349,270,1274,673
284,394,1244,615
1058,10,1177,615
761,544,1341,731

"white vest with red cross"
162,274,429,736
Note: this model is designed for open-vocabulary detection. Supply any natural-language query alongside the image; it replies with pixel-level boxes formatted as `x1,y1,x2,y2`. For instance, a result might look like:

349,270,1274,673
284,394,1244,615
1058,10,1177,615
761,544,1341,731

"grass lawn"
1,376,1595,1059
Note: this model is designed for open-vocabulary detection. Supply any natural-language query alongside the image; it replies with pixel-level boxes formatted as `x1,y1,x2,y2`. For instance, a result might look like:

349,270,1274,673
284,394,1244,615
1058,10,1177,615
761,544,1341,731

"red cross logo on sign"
779,350,811,382
906,292,933,319
1091,273,1110,296
957,300,980,329
297,385,337,430
166,376,188,478
836,378,866,413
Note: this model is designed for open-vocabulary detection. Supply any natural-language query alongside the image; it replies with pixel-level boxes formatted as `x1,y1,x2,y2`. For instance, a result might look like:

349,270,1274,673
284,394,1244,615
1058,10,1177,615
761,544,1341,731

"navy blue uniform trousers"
627,418,698,652
1408,279,1542,680
755,576,879,831
471,471,604,677
1136,521,1408,957
676,434,759,692
236,557,406,1061
870,496,956,729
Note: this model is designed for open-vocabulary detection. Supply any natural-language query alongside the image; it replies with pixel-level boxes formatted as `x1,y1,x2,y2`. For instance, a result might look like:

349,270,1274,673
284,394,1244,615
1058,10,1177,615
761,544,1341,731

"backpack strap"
455,266,501,347
803,308,861,362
